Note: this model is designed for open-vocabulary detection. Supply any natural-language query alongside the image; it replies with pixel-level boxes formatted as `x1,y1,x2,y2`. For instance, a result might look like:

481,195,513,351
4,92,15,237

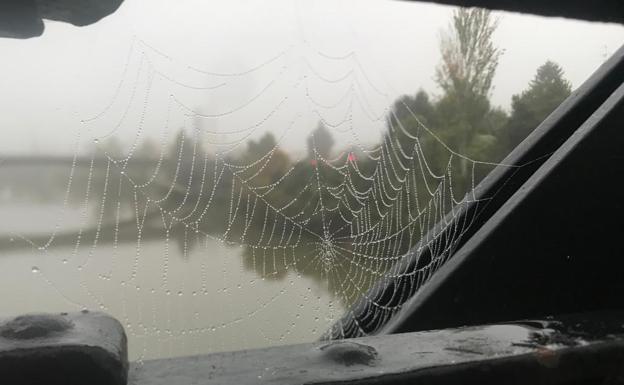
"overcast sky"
0,0,623,156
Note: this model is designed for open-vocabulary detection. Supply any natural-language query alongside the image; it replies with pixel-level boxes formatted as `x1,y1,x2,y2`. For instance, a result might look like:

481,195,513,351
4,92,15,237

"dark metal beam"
0,312,128,385
332,44,624,339
400,0,624,24
0,0,124,38
383,50,624,334
0,0,43,38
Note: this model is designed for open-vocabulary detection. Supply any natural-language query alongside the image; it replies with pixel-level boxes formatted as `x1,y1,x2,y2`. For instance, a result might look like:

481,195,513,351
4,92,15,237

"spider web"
0,14,522,361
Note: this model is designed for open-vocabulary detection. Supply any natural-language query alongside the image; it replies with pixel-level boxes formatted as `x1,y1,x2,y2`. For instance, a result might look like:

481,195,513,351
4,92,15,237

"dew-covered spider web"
0,1,530,362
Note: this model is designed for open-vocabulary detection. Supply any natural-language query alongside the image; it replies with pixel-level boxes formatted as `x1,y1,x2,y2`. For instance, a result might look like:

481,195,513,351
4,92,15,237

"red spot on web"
347,152,356,162
310,159,317,166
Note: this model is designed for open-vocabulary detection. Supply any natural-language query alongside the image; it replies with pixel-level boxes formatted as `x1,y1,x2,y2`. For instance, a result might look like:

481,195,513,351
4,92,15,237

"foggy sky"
0,0,622,156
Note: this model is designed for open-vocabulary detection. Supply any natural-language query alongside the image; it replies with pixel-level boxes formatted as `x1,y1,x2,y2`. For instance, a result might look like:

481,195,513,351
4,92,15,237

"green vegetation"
505,61,573,149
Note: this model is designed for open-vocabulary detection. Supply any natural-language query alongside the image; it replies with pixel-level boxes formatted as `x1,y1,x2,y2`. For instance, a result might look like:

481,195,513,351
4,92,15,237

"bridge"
0,155,158,169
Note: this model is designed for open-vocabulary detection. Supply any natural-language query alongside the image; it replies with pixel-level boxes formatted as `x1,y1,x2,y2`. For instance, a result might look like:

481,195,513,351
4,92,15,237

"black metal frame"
129,311,624,385
382,63,624,334
399,0,624,24
334,44,624,337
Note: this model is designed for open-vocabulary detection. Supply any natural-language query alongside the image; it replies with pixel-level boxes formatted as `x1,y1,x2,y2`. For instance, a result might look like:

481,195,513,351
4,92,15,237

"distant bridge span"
0,156,157,168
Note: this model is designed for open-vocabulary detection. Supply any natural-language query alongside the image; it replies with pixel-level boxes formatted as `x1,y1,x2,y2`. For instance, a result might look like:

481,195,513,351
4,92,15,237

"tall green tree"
506,61,572,149
431,8,504,185
386,90,434,155
436,8,501,100
389,90,435,128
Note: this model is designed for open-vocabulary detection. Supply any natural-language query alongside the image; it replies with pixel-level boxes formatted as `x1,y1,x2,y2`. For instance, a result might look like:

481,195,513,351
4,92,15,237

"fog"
0,0,622,156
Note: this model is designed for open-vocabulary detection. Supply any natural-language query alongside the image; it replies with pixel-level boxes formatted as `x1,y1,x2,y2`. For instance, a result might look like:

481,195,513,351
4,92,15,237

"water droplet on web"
0,38,506,362
31,266,39,273
37,246,44,251
62,259,67,264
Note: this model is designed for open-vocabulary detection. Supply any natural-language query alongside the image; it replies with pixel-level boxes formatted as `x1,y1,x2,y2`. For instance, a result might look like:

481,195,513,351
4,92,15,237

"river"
0,203,341,361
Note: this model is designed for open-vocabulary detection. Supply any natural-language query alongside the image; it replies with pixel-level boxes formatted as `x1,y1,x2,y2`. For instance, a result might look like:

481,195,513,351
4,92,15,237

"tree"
389,90,435,128
244,132,290,188
384,90,435,160
431,8,504,181
436,8,501,100
307,122,335,159
506,61,572,149
136,137,160,159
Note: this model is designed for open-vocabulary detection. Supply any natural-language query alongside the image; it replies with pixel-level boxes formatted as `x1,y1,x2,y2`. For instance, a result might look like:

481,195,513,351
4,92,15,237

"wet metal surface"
319,341,379,367
129,312,624,385
0,311,128,385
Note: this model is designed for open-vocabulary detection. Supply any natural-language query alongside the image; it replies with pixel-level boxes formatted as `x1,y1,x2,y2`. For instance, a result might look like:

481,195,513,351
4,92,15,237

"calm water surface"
0,203,340,360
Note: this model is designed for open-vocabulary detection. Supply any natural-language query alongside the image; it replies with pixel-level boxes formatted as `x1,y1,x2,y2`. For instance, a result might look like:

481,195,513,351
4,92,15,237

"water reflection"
0,103,472,360
1,124,424,287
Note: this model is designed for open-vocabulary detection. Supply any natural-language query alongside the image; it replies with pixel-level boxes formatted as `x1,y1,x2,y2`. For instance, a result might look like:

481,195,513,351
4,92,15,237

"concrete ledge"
0,311,128,385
